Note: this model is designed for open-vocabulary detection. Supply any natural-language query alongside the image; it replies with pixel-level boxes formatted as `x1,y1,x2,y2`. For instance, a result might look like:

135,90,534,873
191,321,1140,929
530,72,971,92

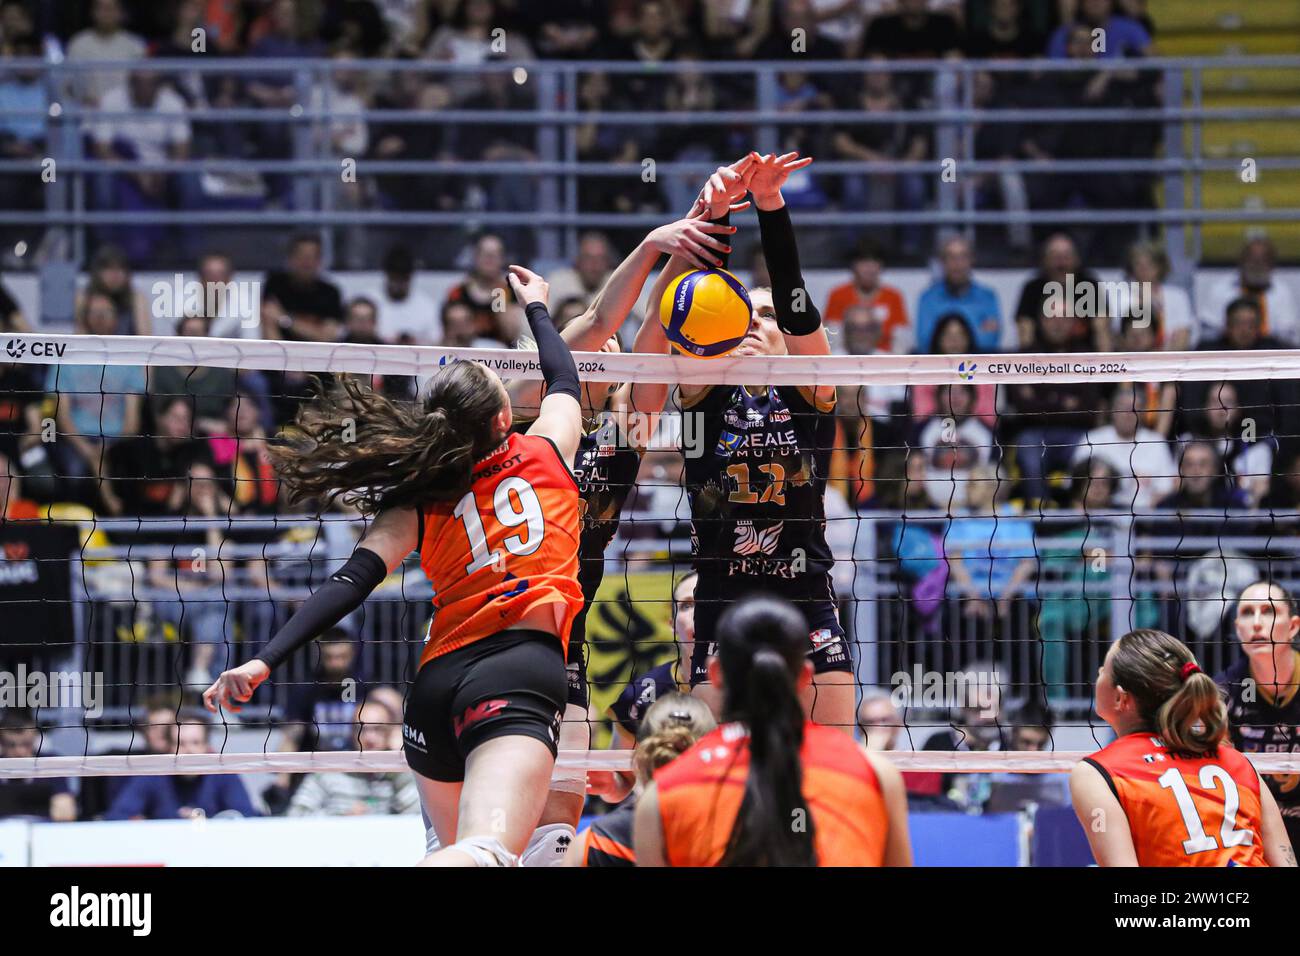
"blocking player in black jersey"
504,211,738,862
635,151,856,734
1217,580,1300,850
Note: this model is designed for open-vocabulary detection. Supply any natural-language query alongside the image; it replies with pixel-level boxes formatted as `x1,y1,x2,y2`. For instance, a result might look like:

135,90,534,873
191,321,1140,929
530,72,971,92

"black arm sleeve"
254,548,388,670
527,301,580,401
757,204,822,336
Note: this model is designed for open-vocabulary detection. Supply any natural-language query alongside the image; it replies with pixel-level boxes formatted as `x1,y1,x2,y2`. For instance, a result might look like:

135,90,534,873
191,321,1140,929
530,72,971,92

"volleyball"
659,268,753,358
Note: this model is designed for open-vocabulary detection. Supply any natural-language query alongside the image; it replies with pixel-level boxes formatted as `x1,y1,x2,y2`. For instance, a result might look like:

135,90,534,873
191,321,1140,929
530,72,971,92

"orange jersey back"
655,721,889,867
1088,733,1267,867
417,432,583,665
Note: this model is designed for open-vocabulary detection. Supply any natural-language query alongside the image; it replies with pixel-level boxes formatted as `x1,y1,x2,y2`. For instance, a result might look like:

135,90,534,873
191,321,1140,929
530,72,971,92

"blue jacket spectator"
1047,0,1151,59
915,236,1006,353
104,714,259,820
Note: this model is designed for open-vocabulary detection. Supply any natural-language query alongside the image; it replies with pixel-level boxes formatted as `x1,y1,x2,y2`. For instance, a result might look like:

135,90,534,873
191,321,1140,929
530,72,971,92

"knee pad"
520,823,577,868
447,836,519,868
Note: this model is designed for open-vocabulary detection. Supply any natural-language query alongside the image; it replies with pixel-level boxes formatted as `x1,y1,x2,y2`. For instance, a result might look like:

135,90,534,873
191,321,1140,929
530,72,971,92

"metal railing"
0,55,1296,274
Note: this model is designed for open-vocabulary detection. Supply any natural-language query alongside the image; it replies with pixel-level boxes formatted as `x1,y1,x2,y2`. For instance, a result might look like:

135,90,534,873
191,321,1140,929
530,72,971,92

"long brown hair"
269,362,505,514
1111,629,1228,756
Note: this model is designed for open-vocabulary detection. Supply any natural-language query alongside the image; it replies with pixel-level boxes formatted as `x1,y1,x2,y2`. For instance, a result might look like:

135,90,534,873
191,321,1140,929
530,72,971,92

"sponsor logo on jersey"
715,430,742,456
733,520,783,556
770,408,791,423
453,698,510,738
746,407,765,424
597,444,616,457
403,723,428,750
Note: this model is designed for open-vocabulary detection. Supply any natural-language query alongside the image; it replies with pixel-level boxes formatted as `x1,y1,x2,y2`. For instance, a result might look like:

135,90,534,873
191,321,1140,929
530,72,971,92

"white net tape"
3,749,1300,779
7,332,1300,384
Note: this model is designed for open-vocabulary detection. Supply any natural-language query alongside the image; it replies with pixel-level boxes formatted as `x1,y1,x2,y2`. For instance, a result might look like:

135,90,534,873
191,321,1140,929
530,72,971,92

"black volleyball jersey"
1218,653,1300,825
609,662,678,736
682,384,836,582
571,415,643,605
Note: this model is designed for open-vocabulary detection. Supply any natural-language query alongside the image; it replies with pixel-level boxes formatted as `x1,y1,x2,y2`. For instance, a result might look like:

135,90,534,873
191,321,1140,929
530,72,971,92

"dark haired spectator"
915,236,1006,353
261,234,344,342
863,0,962,105
1156,440,1249,511
755,0,847,63
48,292,148,510
320,0,390,57
104,395,213,517
374,245,440,344
149,314,237,434
1115,315,1176,438
64,0,146,106
918,659,1008,811
824,240,910,352
439,299,502,349
0,710,76,820
1199,296,1285,353
608,1,680,113
105,713,259,820
1014,233,1109,352
914,383,998,510
692,0,772,60
519,0,607,59
1199,238,1299,347
76,244,150,336
195,251,252,340
832,64,928,254
964,0,1044,59
1262,447,1300,511
1181,381,1277,509
1047,0,1150,59
1071,383,1175,510
209,391,280,515
1002,305,1103,505
0,450,39,520
340,297,415,401
909,313,998,429
444,233,512,344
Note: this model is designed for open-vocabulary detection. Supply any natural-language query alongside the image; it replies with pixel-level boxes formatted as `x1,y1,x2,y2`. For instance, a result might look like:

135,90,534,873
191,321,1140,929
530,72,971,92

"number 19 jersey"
417,432,583,666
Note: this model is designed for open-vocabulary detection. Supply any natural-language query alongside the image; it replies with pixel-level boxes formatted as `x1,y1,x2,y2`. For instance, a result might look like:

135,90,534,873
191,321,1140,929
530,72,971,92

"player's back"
655,721,889,866
417,431,582,665
1087,733,1268,867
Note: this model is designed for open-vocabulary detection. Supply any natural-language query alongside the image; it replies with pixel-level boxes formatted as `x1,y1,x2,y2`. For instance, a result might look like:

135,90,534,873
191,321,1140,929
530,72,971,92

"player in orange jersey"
204,265,586,867
634,595,912,867
1071,628,1296,867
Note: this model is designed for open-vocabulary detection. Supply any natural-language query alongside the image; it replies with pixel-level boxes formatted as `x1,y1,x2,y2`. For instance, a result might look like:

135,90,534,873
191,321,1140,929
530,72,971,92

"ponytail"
1111,629,1228,756
633,692,715,785
269,363,505,514
715,598,817,867
1156,670,1229,756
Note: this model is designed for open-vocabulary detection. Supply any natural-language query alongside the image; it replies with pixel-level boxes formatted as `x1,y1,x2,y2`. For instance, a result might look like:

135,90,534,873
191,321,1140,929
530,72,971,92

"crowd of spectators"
0,0,1163,267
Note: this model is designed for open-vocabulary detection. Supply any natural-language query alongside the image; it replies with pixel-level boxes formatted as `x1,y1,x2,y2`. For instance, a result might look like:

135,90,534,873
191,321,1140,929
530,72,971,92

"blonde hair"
1111,629,1228,756
632,692,716,785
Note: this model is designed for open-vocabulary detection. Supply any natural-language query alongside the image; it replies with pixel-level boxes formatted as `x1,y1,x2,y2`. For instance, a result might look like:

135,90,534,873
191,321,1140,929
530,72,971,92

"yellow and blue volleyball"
659,268,752,359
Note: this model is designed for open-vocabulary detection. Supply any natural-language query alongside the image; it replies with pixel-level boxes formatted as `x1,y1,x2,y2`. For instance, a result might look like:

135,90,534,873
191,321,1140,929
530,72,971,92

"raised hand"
646,216,737,270
746,151,814,209
507,264,549,308
693,153,757,219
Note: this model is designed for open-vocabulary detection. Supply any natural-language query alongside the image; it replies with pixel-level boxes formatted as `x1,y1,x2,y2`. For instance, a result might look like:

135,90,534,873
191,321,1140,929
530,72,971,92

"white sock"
519,823,577,867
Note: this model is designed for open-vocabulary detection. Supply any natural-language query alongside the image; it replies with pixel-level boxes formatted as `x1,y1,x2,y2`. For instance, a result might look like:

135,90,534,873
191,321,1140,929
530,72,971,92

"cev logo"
956,360,977,381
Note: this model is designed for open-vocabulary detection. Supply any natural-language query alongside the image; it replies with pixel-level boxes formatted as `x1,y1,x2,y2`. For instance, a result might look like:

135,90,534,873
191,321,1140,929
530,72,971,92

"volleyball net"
3,331,1300,789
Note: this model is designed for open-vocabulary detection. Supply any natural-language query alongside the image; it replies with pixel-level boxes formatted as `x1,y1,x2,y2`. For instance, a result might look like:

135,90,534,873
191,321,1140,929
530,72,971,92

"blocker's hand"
507,264,550,308
746,150,814,208
646,216,737,271
693,154,756,219
203,659,271,714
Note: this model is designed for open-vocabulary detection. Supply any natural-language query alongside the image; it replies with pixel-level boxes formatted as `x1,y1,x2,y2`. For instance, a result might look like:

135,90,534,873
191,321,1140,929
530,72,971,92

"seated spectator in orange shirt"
824,241,910,353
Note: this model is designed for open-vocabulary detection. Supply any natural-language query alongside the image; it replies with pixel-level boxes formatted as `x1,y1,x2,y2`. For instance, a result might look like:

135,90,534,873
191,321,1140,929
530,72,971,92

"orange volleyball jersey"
1088,733,1267,867
417,432,583,666
655,721,890,867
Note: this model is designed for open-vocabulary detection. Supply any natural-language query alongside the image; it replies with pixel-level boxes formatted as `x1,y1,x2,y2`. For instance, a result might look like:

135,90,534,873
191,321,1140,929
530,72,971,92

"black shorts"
402,629,567,783
690,573,851,685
